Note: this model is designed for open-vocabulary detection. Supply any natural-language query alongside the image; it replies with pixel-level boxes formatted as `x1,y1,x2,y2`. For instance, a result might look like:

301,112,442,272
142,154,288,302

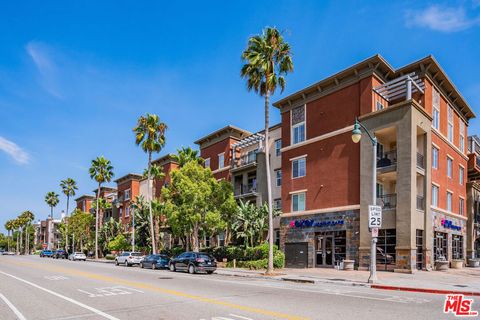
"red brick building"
114,174,142,232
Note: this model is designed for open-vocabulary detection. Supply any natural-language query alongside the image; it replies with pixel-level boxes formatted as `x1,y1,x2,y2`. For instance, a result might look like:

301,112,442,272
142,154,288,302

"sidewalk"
215,267,480,296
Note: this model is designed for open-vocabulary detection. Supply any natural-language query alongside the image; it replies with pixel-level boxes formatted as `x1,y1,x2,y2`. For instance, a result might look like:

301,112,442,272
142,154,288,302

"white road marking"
0,292,27,320
78,286,144,298
0,271,120,320
44,275,69,281
230,314,254,320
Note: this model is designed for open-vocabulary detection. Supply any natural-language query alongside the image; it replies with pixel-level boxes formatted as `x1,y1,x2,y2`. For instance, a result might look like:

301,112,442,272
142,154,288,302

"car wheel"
152,263,156,270
125,260,129,267
207,271,214,274
140,263,144,269
188,264,195,274
115,260,119,266
169,263,176,272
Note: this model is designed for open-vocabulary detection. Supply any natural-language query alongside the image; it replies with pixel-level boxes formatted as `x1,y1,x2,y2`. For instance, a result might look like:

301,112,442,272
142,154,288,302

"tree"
241,26,293,274
60,178,78,252
19,211,34,254
45,191,60,218
130,196,151,252
133,113,167,254
108,234,130,252
171,146,204,167
4,220,14,252
89,156,114,259
69,209,94,252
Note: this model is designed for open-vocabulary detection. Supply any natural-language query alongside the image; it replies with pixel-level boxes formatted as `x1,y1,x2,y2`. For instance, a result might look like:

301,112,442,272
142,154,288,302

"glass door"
316,234,334,267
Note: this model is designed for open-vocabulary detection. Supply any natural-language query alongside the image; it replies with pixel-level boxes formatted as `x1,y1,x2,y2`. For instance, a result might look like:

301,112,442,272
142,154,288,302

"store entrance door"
316,234,334,267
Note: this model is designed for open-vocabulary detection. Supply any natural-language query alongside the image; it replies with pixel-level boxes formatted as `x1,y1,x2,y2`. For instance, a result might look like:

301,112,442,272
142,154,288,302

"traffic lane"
0,257,298,320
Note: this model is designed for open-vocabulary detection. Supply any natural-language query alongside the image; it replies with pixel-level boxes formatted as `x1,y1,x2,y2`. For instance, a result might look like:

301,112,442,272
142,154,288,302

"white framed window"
459,121,465,152
459,197,464,215
124,189,131,201
275,139,282,157
292,158,306,178
432,147,438,169
292,192,306,212
432,88,440,130
448,105,454,143
459,166,464,185
291,105,306,145
376,101,384,111
275,169,282,187
125,206,130,217
432,185,439,207
119,208,123,217
218,153,225,169
447,192,453,212
82,200,86,212
205,158,210,168
447,157,453,179
274,198,282,211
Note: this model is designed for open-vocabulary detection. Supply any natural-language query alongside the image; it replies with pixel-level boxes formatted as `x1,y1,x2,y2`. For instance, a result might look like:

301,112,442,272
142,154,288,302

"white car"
115,252,144,266
69,252,86,261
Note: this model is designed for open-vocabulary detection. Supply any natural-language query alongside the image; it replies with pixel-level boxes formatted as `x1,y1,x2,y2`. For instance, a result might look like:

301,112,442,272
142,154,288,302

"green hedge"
224,244,285,269
105,254,116,260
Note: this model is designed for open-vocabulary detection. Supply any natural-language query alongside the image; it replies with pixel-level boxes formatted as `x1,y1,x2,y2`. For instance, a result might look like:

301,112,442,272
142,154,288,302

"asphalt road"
0,255,466,320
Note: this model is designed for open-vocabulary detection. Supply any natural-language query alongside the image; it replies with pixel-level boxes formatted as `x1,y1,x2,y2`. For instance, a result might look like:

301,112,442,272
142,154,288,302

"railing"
378,194,396,210
476,155,480,169
416,195,425,211
377,150,397,168
234,184,257,196
416,153,425,169
233,154,257,168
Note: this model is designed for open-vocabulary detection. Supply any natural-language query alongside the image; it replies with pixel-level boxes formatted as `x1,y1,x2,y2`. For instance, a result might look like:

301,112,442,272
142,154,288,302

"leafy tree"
89,156,114,259
241,26,293,273
134,113,167,254
18,211,34,254
130,196,151,252
171,146,204,167
4,220,14,252
108,234,130,252
69,209,94,252
45,191,60,218
60,178,78,251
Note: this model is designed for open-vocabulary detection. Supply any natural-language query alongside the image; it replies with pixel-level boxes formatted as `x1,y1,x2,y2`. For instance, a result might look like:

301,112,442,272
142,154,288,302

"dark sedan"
169,252,216,274
140,254,170,270
53,250,68,259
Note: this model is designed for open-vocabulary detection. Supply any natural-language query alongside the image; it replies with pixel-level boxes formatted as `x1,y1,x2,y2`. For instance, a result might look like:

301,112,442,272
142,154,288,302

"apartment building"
114,174,142,232
273,54,475,272
92,186,118,223
75,195,95,213
467,136,480,260
33,217,62,250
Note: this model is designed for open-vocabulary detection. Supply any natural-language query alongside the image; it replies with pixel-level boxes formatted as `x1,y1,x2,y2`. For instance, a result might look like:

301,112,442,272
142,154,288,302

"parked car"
3,251,15,255
140,254,170,269
169,252,216,274
68,252,86,261
115,252,144,266
53,250,68,259
40,250,54,258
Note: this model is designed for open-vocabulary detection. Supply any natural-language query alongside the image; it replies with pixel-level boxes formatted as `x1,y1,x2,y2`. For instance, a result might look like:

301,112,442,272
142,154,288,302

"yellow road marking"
2,259,309,320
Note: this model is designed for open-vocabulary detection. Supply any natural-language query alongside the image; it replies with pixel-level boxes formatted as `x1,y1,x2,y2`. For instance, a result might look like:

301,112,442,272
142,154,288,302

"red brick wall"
200,137,239,180
154,162,179,198
117,180,140,227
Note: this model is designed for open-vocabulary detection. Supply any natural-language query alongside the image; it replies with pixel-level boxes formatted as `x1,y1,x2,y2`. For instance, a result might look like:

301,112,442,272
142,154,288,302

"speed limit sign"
368,205,382,228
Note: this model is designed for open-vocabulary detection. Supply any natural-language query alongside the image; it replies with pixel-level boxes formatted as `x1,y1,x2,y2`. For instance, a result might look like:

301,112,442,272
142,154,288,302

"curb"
86,259,115,264
371,284,480,296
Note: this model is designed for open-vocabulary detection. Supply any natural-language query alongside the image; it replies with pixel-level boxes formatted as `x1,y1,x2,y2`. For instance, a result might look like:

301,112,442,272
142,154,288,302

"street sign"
42,243,48,249
371,227,379,237
368,205,382,228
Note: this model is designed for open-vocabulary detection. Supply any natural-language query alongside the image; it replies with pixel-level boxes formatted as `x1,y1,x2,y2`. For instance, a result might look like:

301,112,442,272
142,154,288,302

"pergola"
374,72,424,102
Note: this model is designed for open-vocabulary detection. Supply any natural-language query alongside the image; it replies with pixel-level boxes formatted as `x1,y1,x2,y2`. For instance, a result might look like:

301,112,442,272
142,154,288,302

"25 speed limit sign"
368,205,382,228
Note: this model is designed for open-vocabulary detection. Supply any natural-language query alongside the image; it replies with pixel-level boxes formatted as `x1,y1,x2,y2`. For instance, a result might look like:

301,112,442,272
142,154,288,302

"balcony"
416,153,425,170
377,150,397,168
234,184,258,198
378,194,396,210
232,154,257,169
416,195,425,211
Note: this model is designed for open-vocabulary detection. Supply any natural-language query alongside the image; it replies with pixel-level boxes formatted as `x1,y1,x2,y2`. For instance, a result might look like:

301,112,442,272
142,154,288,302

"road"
0,255,464,320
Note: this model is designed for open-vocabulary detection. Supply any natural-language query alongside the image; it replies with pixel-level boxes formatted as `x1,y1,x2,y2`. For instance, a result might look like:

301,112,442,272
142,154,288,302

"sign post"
368,205,382,283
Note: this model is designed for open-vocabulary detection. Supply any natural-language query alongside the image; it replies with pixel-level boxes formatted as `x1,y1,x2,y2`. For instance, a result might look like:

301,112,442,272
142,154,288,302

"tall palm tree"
133,114,167,254
45,191,60,218
60,178,78,252
171,146,204,167
89,156,114,259
241,26,293,274
4,220,13,252
20,211,34,254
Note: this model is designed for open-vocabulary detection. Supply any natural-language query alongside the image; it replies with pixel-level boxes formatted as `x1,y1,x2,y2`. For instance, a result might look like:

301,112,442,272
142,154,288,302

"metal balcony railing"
233,154,257,168
378,194,396,210
234,183,257,196
417,153,425,169
476,156,480,169
377,150,397,168
416,195,425,211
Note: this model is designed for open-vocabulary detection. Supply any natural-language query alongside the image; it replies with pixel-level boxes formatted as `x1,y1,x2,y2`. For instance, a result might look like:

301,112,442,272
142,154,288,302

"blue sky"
1,1,480,231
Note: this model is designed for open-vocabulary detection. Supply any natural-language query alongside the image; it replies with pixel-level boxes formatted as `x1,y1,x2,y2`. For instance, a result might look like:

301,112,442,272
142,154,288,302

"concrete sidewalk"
215,267,480,295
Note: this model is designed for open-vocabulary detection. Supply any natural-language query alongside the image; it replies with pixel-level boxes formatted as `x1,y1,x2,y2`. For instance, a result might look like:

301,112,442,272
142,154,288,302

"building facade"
467,136,480,261
114,174,142,232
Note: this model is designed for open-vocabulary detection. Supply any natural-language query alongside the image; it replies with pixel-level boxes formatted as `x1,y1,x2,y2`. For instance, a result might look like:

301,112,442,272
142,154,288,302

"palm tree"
60,178,78,252
45,191,60,218
89,156,114,259
4,220,13,252
19,211,34,254
171,146,204,167
133,114,167,254
241,26,293,274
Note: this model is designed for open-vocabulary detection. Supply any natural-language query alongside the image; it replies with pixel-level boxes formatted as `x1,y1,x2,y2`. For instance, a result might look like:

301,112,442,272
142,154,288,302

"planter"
467,259,480,268
451,259,464,269
343,259,355,271
435,260,449,271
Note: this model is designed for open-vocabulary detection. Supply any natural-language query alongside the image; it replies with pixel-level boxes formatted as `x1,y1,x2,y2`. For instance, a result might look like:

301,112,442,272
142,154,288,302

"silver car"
115,252,144,267
69,252,86,261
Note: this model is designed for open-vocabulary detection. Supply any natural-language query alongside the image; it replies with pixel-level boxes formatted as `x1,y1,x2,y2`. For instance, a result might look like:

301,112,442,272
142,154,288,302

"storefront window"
452,235,463,259
377,229,396,271
416,230,423,270
434,232,448,261
333,231,347,262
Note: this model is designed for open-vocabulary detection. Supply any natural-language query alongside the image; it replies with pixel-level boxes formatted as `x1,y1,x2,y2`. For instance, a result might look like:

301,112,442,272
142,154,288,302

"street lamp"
352,118,378,283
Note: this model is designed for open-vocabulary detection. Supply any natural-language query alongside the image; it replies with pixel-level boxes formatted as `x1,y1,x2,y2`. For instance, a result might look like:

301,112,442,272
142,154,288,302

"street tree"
45,191,60,218
171,146,204,167
60,178,78,251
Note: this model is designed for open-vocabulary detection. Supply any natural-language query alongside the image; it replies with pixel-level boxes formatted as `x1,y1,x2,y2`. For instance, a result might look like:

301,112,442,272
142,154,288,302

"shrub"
105,254,116,260
224,244,284,269
107,234,129,252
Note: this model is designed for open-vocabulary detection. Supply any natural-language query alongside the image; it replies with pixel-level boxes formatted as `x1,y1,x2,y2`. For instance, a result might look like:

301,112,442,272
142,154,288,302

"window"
434,232,447,261
292,158,306,178
218,153,225,169
376,101,384,111
274,198,282,211
119,208,123,217
459,197,464,215
377,229,396,271
275,169,282,186
125,206,130,217
218,232,225,247
275,139,282,156
447,157,453,178
459,121,465,152
432,147,438,169
124,189,131,201
432,88,440,130
416,230,424,270
292,192,306,212
82,200,86,212
291,106,306,144
459,166,464,185
247,150,257,163
448,105,454,143
447,192,453,212
205,158,210,168
452,235,463,259
432,185,439,207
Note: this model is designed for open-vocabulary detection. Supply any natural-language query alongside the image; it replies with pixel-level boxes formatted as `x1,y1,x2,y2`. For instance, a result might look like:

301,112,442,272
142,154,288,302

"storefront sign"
441,219,461,231
289,219,344,228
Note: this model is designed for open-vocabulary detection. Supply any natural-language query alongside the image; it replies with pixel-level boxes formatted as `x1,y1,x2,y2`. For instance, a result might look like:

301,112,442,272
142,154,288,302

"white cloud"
406,5,480,32
0,136,30,165
25,41,62,98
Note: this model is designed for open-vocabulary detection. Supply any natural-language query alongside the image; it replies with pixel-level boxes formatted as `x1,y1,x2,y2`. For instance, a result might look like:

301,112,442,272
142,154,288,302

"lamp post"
352,118,378,283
